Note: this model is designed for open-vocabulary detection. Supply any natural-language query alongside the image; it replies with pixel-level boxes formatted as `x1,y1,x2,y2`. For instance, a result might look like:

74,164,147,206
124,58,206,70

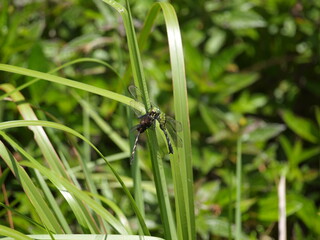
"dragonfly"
129,85,182,163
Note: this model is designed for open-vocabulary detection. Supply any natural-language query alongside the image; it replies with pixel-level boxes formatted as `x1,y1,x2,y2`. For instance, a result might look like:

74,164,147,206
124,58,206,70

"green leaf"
196,215,249,240
257,193,303,222
213,10,266,29
242,122,285,142
205,28,226,55
211,73,259,100
208,44,245,79
282,110,319,143
290,194,320,235
230,91,267,114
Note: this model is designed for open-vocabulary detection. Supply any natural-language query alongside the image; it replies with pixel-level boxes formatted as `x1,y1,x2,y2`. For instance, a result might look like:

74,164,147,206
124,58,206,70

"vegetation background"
0,0,319,239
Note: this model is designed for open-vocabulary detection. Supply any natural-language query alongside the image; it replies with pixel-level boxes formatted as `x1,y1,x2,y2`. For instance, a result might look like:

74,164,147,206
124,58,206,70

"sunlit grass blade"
0,140,64,233
0,64,144,113
157,3,195,240
34,170,73,233
0,120,150,235
1,134,130,235
0,58,120,101
0,234,165,240
0,83,100,233
101,1,177,239
0,225,33,240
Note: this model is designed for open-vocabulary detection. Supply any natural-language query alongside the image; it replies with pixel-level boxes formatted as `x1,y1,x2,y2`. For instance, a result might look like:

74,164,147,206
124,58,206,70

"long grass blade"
0,120,150,235
0,140,64,233
101,1,176,239
0,64,144,114
0,83,101,233
0,225,33,240
157,3,195,240
0,58,120,101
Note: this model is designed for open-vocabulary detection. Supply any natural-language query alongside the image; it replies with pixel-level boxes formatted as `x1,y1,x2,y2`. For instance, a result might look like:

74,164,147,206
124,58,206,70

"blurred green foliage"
0,0,319,239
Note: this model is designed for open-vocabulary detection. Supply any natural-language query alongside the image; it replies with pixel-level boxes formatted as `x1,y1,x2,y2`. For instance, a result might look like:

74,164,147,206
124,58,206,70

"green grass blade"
1,83,65,174
157,3,195,240
138,5,161,51
0,83,101,233
34,170,73,234
128,1,177,238
0,58,120,102
0,120,150,236
0,133,129,235
81,93,110,231
101,0,150,107
71,91,129,153
0,202,51,232
0,234,165,240
0,64,144,113
0,225,33,240
0,140,64,233
101,1,176,238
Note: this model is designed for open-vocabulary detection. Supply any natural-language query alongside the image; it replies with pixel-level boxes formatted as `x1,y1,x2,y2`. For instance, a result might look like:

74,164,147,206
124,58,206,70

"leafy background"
0,0,320,239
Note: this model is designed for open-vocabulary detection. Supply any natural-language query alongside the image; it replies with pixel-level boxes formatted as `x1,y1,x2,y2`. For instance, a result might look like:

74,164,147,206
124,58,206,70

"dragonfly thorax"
136,107,160,134
129,85,182,163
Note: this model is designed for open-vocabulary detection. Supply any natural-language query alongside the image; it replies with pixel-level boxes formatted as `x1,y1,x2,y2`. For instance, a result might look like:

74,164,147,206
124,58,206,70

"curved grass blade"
0,140,64,234
0,120,150,236
0,83,100,233
0,58,120,102
0,234,165,240
0,225,33,240
0,64,145,114
157,2,194,240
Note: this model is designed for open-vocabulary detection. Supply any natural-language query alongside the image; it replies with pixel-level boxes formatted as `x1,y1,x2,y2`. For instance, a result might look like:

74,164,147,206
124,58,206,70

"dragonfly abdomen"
160,123,174,154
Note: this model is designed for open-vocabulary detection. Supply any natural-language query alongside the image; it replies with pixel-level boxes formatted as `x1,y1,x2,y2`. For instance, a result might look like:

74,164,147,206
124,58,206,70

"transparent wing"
164,116,183,148
166,116,182,132
128,85,143,101
130,124,140,133
128,85,145,116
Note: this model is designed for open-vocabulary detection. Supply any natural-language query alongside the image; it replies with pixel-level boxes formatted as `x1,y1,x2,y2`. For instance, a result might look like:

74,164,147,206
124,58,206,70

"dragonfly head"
149,106,161,120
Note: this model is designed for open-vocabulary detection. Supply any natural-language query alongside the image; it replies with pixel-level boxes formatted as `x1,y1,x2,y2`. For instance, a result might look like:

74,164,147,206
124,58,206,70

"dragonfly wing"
163,117,183,148
130,124,141,133
166,116,182,132
167,125,183,147
128,85,139,99
128,85,147,116
128,85,146,101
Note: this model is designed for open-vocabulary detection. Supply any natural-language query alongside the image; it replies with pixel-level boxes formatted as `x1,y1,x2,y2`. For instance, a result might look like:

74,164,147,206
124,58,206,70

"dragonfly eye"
150,111,159,119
